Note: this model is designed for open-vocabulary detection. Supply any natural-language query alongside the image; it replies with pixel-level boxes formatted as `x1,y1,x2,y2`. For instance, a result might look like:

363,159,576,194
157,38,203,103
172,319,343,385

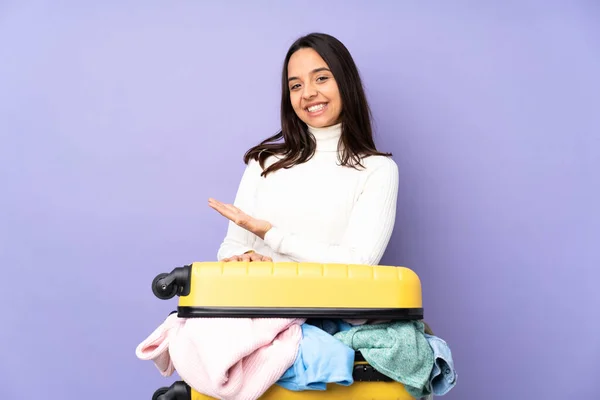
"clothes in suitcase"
143,261,435,400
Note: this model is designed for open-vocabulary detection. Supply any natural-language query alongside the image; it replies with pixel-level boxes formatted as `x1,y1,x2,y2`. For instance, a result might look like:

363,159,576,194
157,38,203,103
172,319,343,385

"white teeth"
307,103,326,112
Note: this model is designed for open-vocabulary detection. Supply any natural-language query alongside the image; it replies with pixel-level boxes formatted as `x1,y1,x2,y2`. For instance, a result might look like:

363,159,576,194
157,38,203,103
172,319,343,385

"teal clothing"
333,321,434,398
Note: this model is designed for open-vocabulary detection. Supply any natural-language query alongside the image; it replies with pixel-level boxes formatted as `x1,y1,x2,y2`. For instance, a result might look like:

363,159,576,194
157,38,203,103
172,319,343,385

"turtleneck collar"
307,122,342,152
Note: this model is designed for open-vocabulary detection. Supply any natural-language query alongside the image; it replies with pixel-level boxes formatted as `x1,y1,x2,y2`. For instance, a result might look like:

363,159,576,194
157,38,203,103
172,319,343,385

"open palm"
208,198,271,239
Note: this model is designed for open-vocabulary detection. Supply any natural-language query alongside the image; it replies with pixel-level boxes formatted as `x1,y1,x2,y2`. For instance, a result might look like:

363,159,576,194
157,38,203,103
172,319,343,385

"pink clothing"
136,314,305,400
135,313,184,376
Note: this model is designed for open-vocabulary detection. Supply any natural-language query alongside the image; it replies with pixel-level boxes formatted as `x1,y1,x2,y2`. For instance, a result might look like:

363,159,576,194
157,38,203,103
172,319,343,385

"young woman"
209,32,399,265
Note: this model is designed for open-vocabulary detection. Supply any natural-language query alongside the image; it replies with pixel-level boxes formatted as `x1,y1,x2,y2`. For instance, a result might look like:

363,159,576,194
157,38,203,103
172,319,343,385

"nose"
302,82,318,99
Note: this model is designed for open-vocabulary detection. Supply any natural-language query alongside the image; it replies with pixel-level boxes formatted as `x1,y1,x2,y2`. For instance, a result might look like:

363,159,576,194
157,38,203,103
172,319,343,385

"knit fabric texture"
334,320,434,398
136,313,304,400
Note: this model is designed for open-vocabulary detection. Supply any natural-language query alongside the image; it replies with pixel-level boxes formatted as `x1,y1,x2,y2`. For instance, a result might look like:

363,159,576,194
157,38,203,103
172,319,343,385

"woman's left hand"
208,198,272,239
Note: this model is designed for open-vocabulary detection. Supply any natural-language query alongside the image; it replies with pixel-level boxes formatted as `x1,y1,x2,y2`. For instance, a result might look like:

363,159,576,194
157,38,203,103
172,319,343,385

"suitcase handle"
152,265,192,300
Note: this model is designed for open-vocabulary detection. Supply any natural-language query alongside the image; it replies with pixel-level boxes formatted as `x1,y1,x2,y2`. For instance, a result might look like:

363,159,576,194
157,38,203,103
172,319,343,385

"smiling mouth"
305,103,327,113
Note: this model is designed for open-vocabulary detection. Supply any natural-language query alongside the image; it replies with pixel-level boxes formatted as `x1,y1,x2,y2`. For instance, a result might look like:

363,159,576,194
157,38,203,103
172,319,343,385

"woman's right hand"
222,252,272,262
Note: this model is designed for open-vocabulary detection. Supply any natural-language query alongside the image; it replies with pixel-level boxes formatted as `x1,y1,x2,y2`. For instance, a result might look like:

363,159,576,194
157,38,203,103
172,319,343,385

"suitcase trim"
177,306,423,319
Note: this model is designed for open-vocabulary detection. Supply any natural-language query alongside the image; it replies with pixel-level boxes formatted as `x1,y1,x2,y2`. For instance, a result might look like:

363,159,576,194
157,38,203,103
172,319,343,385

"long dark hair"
244,32,391,177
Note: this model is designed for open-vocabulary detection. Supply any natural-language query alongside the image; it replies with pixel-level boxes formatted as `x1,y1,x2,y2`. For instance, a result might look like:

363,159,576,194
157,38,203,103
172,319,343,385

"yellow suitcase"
152,376,415,400
150,262,424,400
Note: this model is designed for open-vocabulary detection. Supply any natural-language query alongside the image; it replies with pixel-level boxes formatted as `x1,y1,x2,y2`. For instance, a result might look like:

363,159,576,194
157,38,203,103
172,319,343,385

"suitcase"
149,261,425,400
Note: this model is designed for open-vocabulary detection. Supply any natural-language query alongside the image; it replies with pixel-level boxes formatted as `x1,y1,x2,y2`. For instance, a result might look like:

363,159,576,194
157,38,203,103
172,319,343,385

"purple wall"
1,1,599,399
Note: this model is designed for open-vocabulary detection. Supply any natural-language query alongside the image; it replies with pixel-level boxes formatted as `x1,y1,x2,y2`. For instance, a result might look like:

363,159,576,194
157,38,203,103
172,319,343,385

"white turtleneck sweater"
216,123,399,265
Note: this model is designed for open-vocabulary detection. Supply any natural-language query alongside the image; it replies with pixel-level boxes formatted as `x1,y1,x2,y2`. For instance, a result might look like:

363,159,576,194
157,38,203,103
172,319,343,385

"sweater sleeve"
262,158,399,265
216,159,262,260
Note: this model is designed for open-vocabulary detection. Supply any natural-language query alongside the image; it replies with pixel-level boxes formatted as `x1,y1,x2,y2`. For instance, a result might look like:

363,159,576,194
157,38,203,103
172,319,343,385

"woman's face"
287,48,342,128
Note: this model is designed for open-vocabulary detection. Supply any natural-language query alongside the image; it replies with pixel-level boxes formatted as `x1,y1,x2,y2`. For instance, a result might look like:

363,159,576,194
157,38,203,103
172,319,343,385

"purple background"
1,1,599,399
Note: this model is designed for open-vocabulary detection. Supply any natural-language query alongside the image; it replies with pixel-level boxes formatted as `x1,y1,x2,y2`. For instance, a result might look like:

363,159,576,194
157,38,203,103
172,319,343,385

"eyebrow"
288,67,331,82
